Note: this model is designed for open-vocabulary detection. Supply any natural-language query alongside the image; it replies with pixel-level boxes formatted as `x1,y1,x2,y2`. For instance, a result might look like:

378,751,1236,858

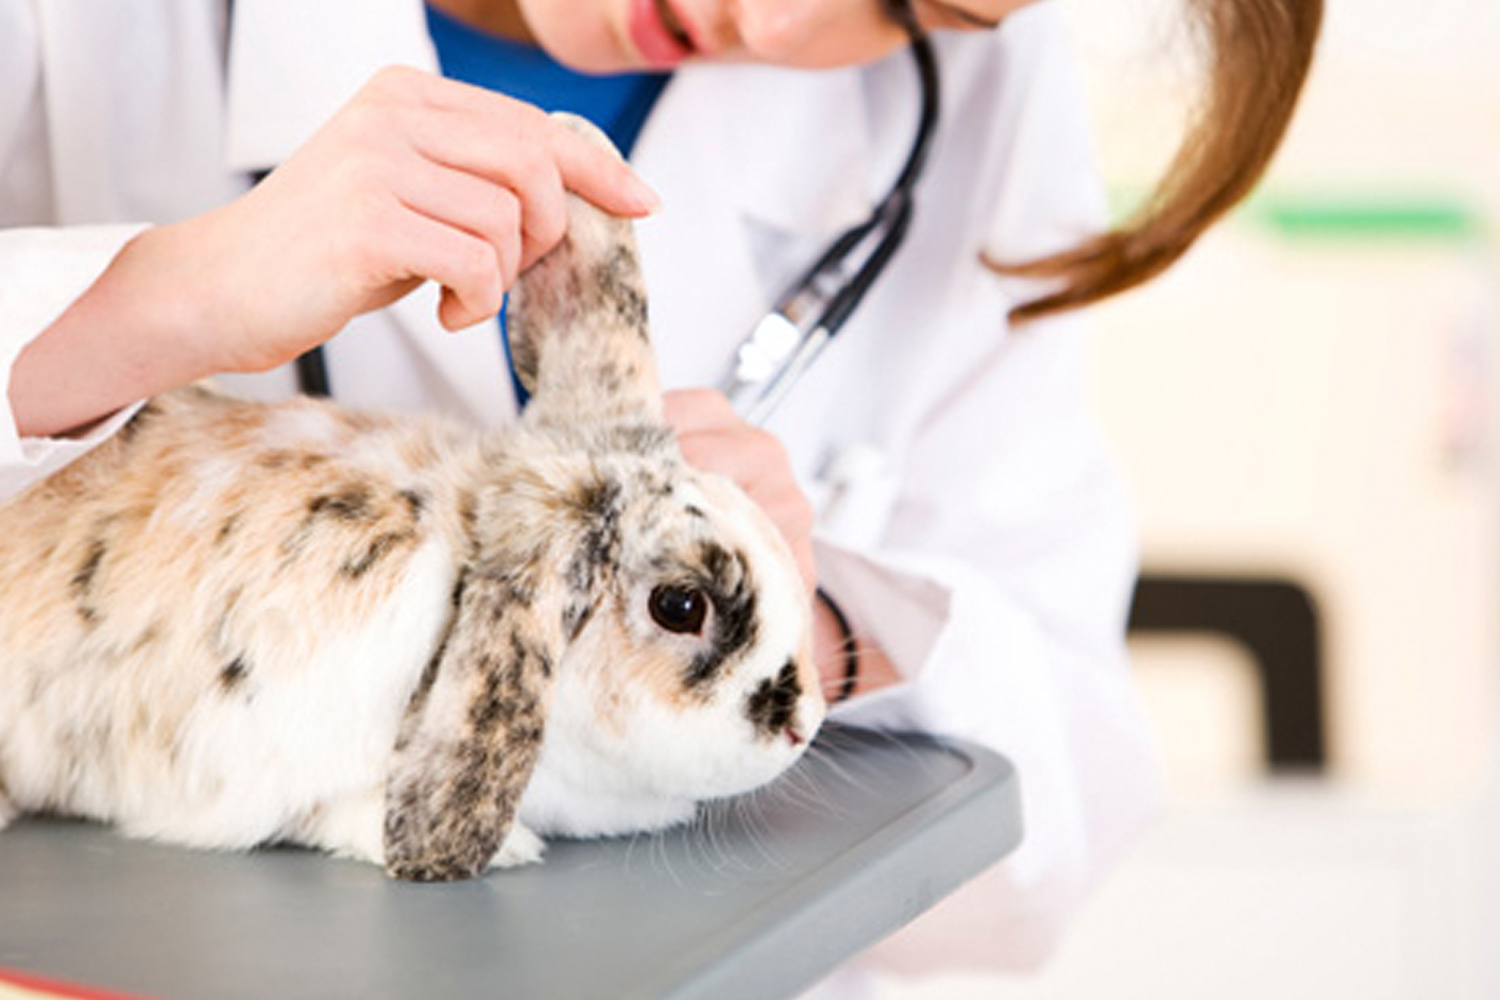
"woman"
0,0,1321,982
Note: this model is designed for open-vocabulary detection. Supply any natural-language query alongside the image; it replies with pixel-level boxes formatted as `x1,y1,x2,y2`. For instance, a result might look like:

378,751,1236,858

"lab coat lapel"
224,0,436,171
629,64,876,390
34,1,237,222
32,3,133,220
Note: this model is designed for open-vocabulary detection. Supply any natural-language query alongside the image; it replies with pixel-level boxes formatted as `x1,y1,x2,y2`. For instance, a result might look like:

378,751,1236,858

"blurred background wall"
882,0,1500,995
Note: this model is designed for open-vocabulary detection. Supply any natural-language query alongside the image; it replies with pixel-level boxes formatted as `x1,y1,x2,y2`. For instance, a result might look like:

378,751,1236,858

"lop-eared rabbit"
0,116,825,881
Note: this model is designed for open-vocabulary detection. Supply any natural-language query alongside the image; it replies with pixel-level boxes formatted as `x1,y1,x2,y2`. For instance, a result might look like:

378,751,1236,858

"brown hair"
990,0,1324,323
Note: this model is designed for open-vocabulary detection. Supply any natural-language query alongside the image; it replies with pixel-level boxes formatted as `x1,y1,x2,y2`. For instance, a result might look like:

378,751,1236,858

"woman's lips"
629,0,695,67
656,0,696,47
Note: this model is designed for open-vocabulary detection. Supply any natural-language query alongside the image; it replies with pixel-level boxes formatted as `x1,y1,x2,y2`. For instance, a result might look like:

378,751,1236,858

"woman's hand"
662,389,818,589
176,66,660,373
662,389,898,701
11,66,658,438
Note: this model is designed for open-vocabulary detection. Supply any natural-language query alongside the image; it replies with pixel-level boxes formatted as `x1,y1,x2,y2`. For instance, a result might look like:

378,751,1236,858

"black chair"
1127,574,1327,773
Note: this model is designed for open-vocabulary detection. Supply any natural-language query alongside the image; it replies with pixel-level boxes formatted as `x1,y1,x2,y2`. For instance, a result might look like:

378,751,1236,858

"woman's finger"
376,202,511,330
412,108,571,269
393,157,528,291
663,390,818,588
662,388,742,433
407,76,660,223
546,115,661,216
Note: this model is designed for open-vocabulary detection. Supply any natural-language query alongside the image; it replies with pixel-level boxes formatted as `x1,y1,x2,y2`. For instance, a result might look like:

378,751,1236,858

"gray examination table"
0,726,1020,1000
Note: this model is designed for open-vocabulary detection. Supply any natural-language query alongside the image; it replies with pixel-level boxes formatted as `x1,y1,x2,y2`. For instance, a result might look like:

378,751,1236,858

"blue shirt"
425,5,668,157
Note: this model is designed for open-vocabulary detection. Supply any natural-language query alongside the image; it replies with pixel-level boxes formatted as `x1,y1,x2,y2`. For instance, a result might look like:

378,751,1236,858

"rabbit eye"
648,584,708,635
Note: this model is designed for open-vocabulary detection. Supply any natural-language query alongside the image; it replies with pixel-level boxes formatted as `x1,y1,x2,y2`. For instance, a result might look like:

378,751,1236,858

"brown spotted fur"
0,117,824,880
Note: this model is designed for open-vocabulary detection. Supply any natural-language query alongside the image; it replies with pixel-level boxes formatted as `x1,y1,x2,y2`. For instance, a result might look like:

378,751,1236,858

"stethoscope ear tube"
722,3,941,424
817,193,915,337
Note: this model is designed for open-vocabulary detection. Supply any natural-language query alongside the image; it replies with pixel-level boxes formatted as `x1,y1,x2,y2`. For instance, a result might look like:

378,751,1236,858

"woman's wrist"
815,587,860,703
811,586,901,703
9,224,216,439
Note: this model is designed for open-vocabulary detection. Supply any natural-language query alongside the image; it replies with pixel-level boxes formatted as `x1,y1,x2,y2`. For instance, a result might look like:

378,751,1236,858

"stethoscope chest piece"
719,1,940,425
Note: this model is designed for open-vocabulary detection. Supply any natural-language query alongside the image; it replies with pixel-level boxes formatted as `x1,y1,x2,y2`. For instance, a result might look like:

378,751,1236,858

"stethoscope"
720,0,941,425
293,1,940,412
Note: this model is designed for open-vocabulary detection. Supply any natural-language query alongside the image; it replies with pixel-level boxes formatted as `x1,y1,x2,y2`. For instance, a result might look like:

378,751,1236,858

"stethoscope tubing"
722,1,941,424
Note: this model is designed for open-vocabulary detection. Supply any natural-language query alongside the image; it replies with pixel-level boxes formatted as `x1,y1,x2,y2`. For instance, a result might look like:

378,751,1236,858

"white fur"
0,538,458,851
169,538,454,845
518,473,821,839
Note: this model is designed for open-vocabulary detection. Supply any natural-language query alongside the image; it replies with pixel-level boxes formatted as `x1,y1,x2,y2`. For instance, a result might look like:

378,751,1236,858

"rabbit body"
0,388,476,862
0,118,824,881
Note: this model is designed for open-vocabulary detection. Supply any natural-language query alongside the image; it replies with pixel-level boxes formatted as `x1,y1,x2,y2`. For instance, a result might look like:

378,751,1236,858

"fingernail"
629,176,663,215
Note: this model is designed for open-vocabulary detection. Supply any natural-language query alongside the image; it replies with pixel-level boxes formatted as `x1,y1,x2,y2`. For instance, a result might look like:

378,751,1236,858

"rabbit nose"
746,659,803,739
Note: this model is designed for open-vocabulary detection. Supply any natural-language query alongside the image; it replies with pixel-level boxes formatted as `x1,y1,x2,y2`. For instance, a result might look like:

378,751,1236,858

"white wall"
882,0,1500,995
1078,0,1500,797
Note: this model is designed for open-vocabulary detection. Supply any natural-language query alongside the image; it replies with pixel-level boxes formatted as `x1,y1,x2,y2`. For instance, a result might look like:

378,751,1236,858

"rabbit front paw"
489,822,545,869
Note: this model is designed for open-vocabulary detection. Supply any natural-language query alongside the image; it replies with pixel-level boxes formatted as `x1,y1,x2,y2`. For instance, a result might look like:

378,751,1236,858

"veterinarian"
0,0,1320,990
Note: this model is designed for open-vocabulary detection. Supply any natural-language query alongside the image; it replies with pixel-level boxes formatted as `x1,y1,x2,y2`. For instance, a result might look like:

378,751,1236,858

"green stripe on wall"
1107,187,1488,244
1250,197,1483,242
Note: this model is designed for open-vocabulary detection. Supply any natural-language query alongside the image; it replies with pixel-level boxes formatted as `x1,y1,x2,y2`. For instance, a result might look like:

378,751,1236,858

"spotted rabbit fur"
0,116,825,881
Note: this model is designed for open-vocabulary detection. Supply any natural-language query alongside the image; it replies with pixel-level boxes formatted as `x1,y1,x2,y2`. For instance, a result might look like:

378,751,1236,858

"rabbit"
0,115,826,882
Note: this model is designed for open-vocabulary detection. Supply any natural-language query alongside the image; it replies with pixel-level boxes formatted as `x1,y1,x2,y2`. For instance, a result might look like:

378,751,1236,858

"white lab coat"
0,0,1161,978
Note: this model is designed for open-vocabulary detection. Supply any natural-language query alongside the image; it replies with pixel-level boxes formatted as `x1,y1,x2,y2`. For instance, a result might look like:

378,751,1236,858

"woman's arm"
8,66,659,440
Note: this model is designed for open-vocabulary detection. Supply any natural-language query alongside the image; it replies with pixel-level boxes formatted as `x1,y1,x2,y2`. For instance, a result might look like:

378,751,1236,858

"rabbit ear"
382,567,558,881
507,113,663,428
